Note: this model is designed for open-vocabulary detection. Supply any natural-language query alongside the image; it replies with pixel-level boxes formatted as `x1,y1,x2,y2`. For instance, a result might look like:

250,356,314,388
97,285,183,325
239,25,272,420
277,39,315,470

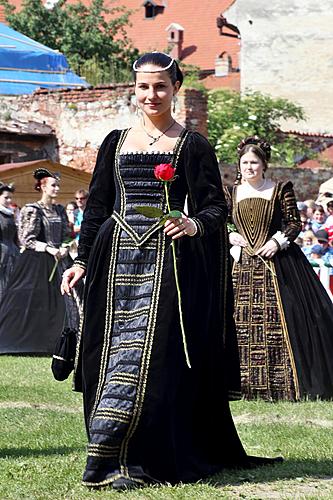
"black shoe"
112,476,143,491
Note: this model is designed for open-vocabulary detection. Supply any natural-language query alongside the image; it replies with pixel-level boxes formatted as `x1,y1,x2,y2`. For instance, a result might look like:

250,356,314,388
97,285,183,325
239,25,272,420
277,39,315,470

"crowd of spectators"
296,199,333,270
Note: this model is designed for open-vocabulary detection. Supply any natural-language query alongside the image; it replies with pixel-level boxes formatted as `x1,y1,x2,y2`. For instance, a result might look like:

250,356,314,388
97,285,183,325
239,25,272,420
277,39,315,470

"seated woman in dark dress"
61,52,281,491
227,136,333,401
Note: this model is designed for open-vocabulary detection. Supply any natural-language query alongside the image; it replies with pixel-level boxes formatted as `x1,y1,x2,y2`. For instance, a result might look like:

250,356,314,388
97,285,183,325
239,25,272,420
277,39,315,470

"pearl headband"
132,52,175,73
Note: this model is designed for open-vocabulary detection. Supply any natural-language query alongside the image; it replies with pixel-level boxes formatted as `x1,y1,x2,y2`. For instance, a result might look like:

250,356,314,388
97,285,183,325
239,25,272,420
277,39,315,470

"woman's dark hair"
238,144,269,171
234,136,271,184
132,52,183,87
0,182,15,195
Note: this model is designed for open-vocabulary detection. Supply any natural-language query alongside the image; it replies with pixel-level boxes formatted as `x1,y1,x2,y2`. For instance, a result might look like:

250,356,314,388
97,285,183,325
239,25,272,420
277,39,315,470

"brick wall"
0,84,207,171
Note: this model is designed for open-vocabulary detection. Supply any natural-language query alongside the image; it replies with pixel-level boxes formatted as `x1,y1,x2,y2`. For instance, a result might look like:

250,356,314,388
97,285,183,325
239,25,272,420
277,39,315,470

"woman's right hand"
229,232,247,247
61,266,85,295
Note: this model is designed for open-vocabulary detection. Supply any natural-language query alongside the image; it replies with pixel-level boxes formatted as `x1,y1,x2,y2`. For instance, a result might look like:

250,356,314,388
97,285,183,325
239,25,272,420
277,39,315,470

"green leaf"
134,206,164,218
168,210,183,218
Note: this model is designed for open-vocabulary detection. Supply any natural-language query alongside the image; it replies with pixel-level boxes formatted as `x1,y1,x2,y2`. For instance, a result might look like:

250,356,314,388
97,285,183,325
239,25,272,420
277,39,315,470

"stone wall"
224,0,333,135
221,162,333,201
0,84,207,172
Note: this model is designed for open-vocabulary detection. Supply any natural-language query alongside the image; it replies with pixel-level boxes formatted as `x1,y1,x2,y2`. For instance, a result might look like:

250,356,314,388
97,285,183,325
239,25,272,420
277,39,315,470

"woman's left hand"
164,214,197,239
255,240,279,259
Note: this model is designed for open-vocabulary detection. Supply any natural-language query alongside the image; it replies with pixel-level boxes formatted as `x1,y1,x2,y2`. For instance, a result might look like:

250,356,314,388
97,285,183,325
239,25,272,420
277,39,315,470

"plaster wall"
225,0,333,134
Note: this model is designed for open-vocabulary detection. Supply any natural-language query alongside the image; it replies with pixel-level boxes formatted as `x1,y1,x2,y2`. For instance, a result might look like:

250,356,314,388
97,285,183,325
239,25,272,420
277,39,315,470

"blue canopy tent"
0,23,89,94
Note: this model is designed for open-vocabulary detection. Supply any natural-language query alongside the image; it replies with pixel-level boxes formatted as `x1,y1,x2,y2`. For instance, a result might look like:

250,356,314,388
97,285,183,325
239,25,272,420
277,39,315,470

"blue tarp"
0,23,88,94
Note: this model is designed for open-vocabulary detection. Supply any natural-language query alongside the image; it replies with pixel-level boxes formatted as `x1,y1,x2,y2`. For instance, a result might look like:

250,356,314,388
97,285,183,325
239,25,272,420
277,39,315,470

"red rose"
154,163,175,182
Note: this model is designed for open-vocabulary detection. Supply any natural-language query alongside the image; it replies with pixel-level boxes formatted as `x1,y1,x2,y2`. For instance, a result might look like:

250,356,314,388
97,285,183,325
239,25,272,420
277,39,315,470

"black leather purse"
51,327,77,381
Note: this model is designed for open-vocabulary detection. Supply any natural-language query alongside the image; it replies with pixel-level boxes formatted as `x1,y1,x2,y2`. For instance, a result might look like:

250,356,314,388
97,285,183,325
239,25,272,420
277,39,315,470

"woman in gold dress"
228,137,333,401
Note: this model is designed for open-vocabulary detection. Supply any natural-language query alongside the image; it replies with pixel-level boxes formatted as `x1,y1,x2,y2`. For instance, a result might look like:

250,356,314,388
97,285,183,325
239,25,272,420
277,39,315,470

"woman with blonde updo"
226,136,333,402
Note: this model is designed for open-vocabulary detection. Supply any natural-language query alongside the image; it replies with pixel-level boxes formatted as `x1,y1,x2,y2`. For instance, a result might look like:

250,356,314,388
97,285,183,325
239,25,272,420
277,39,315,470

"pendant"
149,137,159,146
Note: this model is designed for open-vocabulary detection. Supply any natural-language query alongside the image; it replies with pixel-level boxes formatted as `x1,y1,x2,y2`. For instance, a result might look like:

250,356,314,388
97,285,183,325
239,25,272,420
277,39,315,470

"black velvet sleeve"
279,181,302,241
75,130,121,267
180,131,228,237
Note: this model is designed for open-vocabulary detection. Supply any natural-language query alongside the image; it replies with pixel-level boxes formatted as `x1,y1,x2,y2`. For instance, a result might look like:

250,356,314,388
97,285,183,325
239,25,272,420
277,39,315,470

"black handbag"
51,327,77,381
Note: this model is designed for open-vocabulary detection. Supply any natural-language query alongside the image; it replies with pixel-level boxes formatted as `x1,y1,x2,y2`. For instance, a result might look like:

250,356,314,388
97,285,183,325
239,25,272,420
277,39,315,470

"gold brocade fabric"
232,193,298,401
232,192,277,256
232,254,296,400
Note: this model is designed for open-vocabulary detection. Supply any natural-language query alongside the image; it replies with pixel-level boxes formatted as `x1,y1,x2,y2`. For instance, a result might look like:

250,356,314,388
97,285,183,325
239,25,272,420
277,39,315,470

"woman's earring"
131,95,140,116
235,168,242,185
172,96,177,114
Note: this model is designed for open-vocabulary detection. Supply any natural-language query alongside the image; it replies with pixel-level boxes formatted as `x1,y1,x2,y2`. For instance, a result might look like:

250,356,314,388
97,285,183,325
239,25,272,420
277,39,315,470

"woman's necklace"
141,119,176,146
245,178,266,191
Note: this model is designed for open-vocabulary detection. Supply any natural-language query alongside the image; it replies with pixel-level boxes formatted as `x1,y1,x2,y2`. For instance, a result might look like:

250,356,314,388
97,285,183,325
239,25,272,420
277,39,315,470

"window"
145,2,154,18
143,1,164,19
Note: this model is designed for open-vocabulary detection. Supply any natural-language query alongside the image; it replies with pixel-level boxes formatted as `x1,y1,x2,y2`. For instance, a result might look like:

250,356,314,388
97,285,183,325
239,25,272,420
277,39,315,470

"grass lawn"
0,356,332,499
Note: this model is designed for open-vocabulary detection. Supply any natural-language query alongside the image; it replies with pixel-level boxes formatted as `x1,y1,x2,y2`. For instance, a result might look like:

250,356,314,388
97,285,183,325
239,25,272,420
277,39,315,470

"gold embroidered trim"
115,273,154,286
114,306,150,320
95,408,132,419
88,130,129,427
82,473,146,487
110,340,145,354
232,183,279,255
110,372,139,384
112,211,162,246
118,239,157,250
88,443,119,451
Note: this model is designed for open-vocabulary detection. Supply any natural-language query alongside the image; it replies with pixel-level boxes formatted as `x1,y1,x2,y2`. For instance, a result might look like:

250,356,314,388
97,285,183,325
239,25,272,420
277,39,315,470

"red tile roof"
117,1,239,67
5,0,239,89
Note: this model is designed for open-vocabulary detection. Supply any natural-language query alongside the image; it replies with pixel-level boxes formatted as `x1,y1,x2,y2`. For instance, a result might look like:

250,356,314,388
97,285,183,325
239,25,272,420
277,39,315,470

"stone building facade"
225,0,333,135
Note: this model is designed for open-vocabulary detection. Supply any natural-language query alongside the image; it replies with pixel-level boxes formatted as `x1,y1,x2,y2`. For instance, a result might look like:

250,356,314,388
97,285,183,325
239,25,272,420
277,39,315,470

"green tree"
208,89,310,166
0,0,138,84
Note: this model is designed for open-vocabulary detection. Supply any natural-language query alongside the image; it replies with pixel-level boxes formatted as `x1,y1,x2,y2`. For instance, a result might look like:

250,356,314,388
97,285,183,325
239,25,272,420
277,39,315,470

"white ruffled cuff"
35,241,48,252
271,231,289,251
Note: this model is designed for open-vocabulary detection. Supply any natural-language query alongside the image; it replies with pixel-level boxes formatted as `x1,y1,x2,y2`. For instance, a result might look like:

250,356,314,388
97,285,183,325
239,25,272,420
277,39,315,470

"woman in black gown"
0,182,19,303
61,52,279,490
227,136,333,401
0,170,80,354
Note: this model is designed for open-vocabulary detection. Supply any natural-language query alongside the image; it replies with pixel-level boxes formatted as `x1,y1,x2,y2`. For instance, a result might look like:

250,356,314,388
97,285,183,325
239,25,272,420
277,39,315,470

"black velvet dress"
73,129,272,488
0,207,19,303
229,182,333,401
0,202,80,354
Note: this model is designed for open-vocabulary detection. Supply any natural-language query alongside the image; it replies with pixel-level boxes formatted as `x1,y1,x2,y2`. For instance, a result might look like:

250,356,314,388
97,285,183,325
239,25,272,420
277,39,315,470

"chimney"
166,23,184,60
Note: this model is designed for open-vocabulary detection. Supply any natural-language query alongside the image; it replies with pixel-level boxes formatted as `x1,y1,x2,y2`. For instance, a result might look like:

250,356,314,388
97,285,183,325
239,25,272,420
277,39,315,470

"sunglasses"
75,197,87,201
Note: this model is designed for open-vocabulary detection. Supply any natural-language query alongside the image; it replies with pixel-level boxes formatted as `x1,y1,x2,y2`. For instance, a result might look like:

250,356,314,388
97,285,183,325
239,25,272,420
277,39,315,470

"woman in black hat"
0,182,19,302
0,169,80,354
